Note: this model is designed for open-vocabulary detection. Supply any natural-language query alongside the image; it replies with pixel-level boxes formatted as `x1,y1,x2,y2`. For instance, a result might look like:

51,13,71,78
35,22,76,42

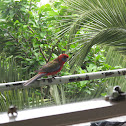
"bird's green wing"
37,60,61,73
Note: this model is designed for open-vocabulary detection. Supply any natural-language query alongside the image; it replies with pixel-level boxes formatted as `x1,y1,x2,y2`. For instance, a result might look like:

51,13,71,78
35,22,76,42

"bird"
113,86,124,94
23,54,69,86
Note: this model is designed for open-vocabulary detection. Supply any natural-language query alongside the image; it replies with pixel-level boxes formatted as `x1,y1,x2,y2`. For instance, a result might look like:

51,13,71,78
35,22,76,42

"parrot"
23,54,69,86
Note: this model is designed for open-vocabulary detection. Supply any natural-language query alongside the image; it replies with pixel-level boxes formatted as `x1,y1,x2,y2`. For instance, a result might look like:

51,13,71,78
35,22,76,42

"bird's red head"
58,54,69,64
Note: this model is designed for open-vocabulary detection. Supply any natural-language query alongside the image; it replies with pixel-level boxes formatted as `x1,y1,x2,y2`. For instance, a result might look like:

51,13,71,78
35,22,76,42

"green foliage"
0,0,70,112
0,0,125,112
105,47,126,94
0,54,66,112
0,0,69,77
59,0,126,70
0,54,23,82
64,45,122,101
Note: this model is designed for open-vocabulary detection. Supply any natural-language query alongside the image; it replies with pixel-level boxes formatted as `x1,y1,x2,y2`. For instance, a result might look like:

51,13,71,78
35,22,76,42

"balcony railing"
0,68,126,91
0,68,126,126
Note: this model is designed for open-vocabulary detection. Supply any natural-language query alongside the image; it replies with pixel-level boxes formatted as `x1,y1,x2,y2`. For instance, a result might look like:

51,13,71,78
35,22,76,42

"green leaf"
85,90,91,94
101,93,107,97
49,11,58,16
40,32,46,38
6,42,14,45
14,20,19,25
15,55,24,59
26,58,32,61
44,4,51,11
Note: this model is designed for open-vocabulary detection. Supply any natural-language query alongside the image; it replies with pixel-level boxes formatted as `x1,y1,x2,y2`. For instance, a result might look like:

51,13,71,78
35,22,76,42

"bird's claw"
52,75,61,79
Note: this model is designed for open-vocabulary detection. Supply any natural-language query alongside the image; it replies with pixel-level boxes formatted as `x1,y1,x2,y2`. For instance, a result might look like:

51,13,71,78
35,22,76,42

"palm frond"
59,0,126,70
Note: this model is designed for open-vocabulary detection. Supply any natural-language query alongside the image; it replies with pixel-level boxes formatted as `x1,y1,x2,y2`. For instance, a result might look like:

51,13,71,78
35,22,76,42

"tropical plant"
1,0,126,112
57,0,126,71
0,0,69,77
0,0,69,112
105,47,126,94
0,54,66,112
0,54,23,83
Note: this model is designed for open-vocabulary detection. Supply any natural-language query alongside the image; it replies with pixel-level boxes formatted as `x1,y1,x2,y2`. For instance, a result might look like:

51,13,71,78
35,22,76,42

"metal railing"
0,68,126,126
0,68,126,91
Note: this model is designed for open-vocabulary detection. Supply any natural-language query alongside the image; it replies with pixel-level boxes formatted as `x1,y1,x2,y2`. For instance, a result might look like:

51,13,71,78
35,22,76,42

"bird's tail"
23,73,46,86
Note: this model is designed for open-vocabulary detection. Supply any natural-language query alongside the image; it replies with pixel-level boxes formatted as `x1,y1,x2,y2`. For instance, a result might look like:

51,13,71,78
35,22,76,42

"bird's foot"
52,75,56,79
52,75,61,79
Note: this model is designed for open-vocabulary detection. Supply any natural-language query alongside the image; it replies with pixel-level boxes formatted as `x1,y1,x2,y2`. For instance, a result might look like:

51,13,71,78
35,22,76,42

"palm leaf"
58,0,126,70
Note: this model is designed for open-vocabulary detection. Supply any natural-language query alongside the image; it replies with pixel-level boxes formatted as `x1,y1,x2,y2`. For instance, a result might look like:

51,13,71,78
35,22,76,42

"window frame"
0,68,126,126
0,99,126,126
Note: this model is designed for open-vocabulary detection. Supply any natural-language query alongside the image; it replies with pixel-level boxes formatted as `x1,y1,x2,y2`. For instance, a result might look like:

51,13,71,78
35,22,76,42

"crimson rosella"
23,54,69,86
